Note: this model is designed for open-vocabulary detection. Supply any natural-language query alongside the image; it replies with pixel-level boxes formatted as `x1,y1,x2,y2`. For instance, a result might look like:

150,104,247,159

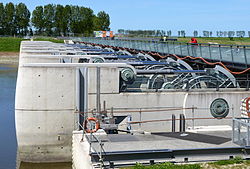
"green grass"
33,37,64,43
0,37,64,52
177,37,250,46
124,162,201,169
123,157,250,169
0,37,25,52
210,156,244,166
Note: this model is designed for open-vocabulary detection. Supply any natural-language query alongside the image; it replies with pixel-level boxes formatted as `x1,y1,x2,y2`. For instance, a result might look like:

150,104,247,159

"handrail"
76,107,196,114
76,37,250,69
78,37,250,48
75,106,236,115
128,116,233,124
78,118,106,167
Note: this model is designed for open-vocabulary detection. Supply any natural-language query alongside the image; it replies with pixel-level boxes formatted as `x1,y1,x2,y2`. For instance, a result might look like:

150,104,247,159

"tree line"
118,29,250,38
0,2,110,37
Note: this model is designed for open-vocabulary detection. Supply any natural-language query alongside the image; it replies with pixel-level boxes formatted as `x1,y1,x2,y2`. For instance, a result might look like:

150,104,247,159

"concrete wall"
72,131,94,169
88,67,120,94
15,66,77,162
87,90,250,132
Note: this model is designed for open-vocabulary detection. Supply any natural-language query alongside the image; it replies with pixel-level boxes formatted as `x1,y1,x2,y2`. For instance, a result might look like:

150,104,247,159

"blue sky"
2,0,250,35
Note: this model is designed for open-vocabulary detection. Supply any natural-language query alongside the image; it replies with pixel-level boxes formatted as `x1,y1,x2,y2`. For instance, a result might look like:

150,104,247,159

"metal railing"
233,118,250,146
78,114,106,168
75,37,250,68
77,106,234,133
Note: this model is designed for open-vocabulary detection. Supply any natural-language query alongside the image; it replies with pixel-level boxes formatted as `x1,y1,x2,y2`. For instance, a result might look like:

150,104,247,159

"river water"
0,65,71,169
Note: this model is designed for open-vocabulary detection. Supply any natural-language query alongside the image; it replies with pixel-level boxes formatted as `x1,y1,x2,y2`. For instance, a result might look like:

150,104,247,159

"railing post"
127,115,132,131
149,40,152,52
172,114,176,132
218,45,222,62
161,42,165,54
208,44,212,60
246,74,249,91
232,105,234,119
179,114,183,132
199,44,202,58
153,41,157,52
167,42,170,54
230,46,234,64
96,67,101,115
183,114,186,132
139,108,142,129
187,43,190,56
179,114,186,133
99,140,103,168
180,42,183,56
173,42,176,54
232,118,235,143
248,126,250,146
244,46,248,68
237,120,241,144
192,105,195,130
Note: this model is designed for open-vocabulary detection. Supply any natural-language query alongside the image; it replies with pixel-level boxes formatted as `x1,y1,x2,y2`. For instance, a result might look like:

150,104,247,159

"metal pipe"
23,63,131,68
96,67,101,113
183,114,186,132
136,69,206,74
22,54,105,58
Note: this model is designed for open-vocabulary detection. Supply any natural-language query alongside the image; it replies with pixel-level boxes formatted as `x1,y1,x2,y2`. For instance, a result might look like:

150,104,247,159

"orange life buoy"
84,117,100,133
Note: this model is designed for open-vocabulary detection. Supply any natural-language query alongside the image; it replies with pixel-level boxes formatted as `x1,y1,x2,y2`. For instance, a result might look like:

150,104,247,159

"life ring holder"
84,117,100,133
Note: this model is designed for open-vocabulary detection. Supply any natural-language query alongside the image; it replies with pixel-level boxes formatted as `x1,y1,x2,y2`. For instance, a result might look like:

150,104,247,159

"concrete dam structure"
15,40,250,168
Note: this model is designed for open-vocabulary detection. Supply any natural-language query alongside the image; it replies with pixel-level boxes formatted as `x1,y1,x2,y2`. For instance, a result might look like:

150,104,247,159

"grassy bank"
33,37,64,43
124,157,250,169
177,37,250,46
0,37,64,52
0,37,24,52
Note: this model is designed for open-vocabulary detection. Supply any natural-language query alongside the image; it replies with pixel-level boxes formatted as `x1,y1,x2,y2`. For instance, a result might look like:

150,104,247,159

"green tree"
5,2,15,35
62,5,71,36
95,11,110,31
55,4,64,36
70,6,94,36
31,6,44,34
69,5,80,34
43,4,55,36
0,3,5,35
79,7,94,36
15,3,30,36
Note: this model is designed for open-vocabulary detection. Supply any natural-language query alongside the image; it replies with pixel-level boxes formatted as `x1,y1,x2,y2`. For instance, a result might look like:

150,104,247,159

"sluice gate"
15,40,250,168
